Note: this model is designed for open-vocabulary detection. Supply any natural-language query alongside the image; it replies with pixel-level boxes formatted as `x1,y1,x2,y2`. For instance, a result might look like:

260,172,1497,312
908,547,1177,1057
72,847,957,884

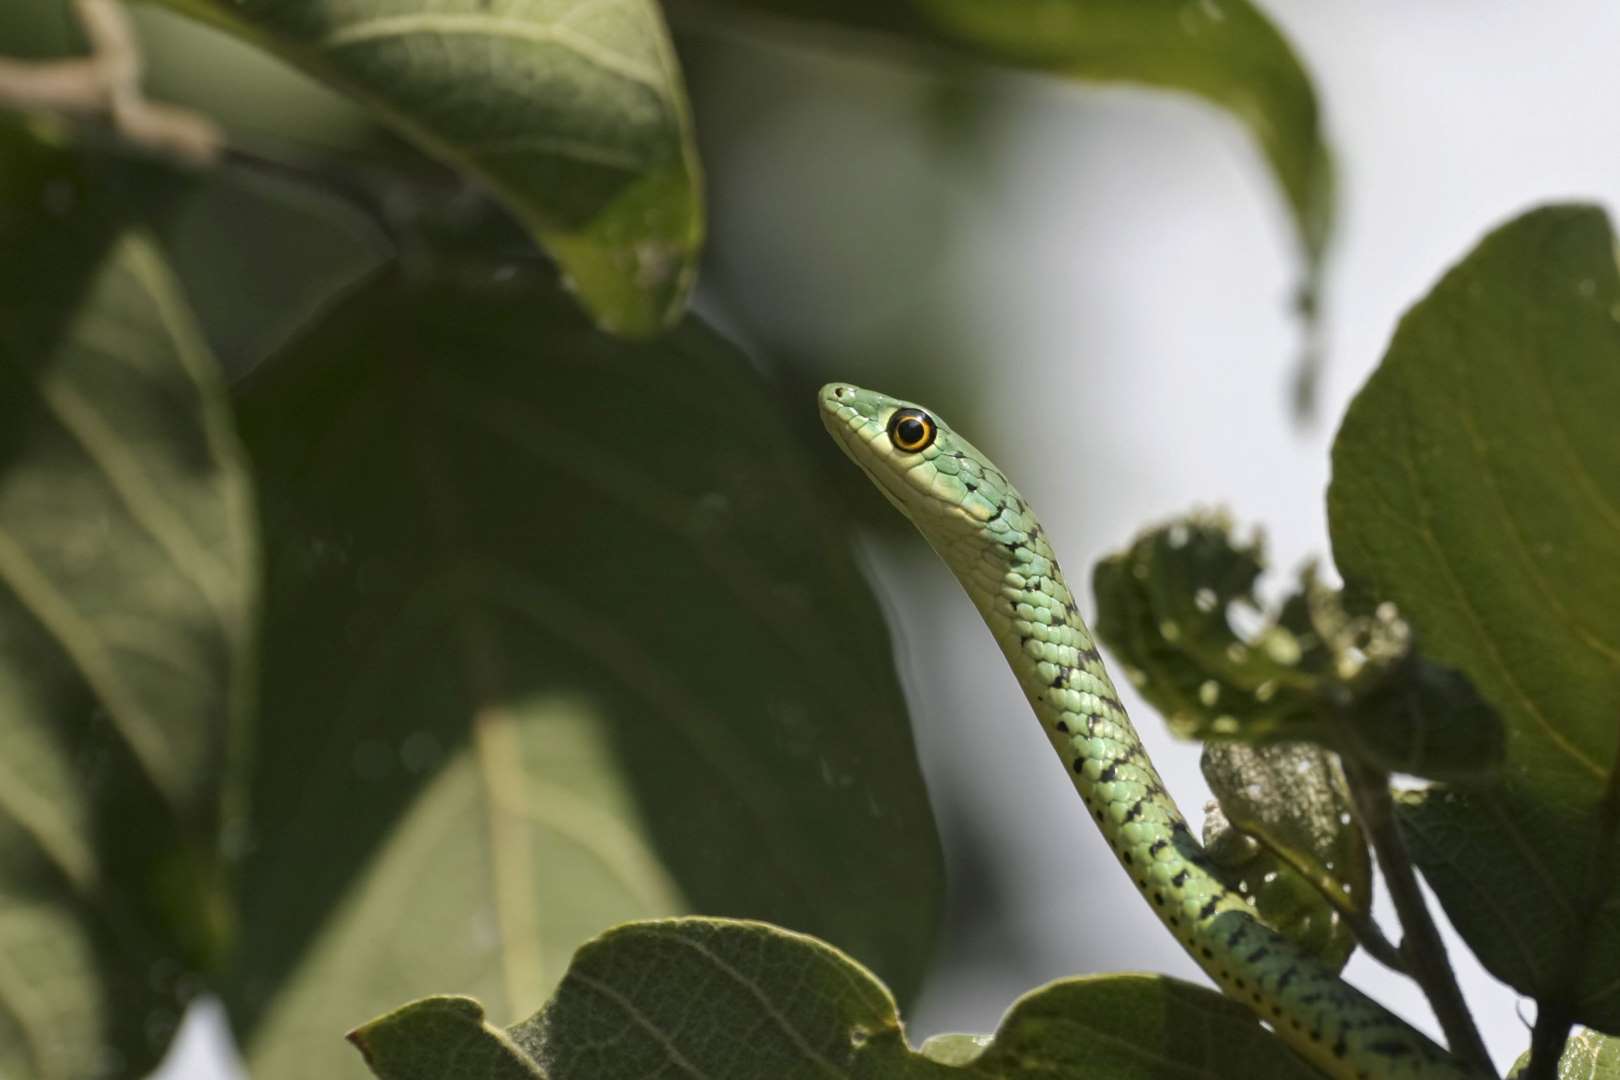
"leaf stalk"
1339,754,1495,1074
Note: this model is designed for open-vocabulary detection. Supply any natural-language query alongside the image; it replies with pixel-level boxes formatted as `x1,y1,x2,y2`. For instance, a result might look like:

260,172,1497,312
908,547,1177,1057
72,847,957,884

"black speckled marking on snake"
820,382,1490,1080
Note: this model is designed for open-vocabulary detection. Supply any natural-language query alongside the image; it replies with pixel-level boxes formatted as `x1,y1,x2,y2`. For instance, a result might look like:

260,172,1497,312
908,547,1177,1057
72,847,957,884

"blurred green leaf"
0,0,76,57
917,1033,992,1066
700,0,1332,271
133,165,388,377
1328,203,1620,1031
352,918,1321,1080
0,124,256,1077
226,269,942,1078
1510,1029,1620,1079
151,0,703,337
1091,512,1503,780
1201,742,1368,971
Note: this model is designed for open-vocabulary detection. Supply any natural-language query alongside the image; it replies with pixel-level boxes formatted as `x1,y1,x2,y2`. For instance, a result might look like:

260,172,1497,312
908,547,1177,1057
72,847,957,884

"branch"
0,0,220,165
1339,755,1495,1074
1334,892,1408,975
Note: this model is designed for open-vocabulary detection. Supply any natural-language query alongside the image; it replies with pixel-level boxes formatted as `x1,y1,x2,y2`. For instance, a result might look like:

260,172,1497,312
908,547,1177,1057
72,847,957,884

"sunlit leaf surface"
352,918,1322,1080
155,0,703,336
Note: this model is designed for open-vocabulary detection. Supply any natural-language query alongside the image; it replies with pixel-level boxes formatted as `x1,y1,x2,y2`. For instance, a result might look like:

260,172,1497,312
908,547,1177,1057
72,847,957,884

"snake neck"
931,500,1245,917
922,496,1481,1080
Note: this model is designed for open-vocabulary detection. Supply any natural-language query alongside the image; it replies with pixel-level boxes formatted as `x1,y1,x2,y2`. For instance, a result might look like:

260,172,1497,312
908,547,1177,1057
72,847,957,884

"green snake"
819,383,1490,1080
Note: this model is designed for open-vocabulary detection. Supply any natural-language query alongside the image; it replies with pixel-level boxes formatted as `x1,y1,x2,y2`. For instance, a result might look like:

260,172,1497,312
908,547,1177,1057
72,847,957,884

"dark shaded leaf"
226,268,941,1077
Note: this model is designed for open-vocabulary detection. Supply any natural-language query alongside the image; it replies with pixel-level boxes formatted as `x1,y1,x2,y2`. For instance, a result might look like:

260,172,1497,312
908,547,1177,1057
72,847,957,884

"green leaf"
0,125,256,1076
1091,512,1504,780
1201,742,1368,971
351,998,543,1080
1510,1029,1620,1079
917,1034,992,1066
1328,203,1620,1030
226,269,942,1078
706,0,1331,274
152,0,703,337
351,918,1322,1080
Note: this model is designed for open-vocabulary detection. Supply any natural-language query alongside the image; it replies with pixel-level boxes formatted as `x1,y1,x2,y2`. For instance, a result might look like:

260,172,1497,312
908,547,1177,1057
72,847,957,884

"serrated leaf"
154,0,702,337
1091,512,1504,780
351,918,1322,1080
706,0,1331,284
1510,1029,1620,1079
1328,204,1620,1031
225,269,941,1078
1201,742,1368,971
0,125,255,1077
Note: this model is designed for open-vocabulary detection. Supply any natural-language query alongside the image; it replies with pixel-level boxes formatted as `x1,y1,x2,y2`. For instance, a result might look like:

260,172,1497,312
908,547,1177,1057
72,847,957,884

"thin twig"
0,0,220,165
1339,755,1495,1073
1523,721,1620,1080
1336,895,1409,974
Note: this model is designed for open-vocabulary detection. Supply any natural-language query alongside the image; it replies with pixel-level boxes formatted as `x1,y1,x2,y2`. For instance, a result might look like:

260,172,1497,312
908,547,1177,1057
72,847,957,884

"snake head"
819,382,1010,528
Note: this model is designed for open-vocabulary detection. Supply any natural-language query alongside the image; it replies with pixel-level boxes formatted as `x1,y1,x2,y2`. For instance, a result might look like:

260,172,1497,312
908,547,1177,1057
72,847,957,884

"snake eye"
887,408,937,453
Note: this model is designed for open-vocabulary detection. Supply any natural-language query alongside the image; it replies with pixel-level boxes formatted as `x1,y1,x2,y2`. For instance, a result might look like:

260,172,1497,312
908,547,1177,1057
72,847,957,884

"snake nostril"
834,385,849,398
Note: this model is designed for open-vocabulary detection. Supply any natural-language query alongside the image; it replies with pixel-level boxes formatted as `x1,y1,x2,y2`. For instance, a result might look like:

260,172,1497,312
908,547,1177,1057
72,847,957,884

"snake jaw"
819,382,987,530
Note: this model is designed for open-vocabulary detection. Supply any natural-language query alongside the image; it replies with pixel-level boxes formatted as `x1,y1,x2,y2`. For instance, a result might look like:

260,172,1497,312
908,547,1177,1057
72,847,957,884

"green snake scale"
820,382,1489,1080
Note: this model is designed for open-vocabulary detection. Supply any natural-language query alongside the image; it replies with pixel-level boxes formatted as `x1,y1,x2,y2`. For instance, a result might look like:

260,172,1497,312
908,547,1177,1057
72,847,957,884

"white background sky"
154,1,1620,1075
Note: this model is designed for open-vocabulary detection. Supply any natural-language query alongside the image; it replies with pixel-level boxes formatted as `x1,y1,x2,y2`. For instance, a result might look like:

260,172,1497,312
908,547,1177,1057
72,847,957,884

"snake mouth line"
817,395,917,516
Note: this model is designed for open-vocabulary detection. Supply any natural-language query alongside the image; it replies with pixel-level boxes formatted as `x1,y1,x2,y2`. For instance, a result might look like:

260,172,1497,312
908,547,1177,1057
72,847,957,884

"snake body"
820,383,1487,1080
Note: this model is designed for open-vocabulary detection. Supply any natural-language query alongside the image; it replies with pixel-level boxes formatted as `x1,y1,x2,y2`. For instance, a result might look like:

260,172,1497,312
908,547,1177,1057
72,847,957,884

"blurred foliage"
0,121,255,1078
227,267,941,1077
150,0,703,337
692,0,1331,270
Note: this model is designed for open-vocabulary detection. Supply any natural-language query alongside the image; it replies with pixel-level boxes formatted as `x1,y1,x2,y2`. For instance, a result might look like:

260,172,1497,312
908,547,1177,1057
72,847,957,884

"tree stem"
1339,756,1494,1074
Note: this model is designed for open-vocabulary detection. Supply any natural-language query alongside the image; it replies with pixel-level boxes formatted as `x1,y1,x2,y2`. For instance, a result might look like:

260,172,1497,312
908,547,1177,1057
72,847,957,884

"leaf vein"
1390,361,1605,779
0,525,182,805
566,970,708,1079
661,932,847,1077
319,13,662,91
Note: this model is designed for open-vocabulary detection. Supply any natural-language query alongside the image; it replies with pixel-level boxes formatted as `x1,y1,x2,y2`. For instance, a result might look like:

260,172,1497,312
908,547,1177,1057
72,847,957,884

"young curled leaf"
1092,511,1504,781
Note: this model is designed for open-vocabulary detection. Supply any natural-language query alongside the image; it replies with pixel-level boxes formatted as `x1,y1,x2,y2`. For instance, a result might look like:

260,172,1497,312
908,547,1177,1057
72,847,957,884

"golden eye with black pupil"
887,408,937,453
